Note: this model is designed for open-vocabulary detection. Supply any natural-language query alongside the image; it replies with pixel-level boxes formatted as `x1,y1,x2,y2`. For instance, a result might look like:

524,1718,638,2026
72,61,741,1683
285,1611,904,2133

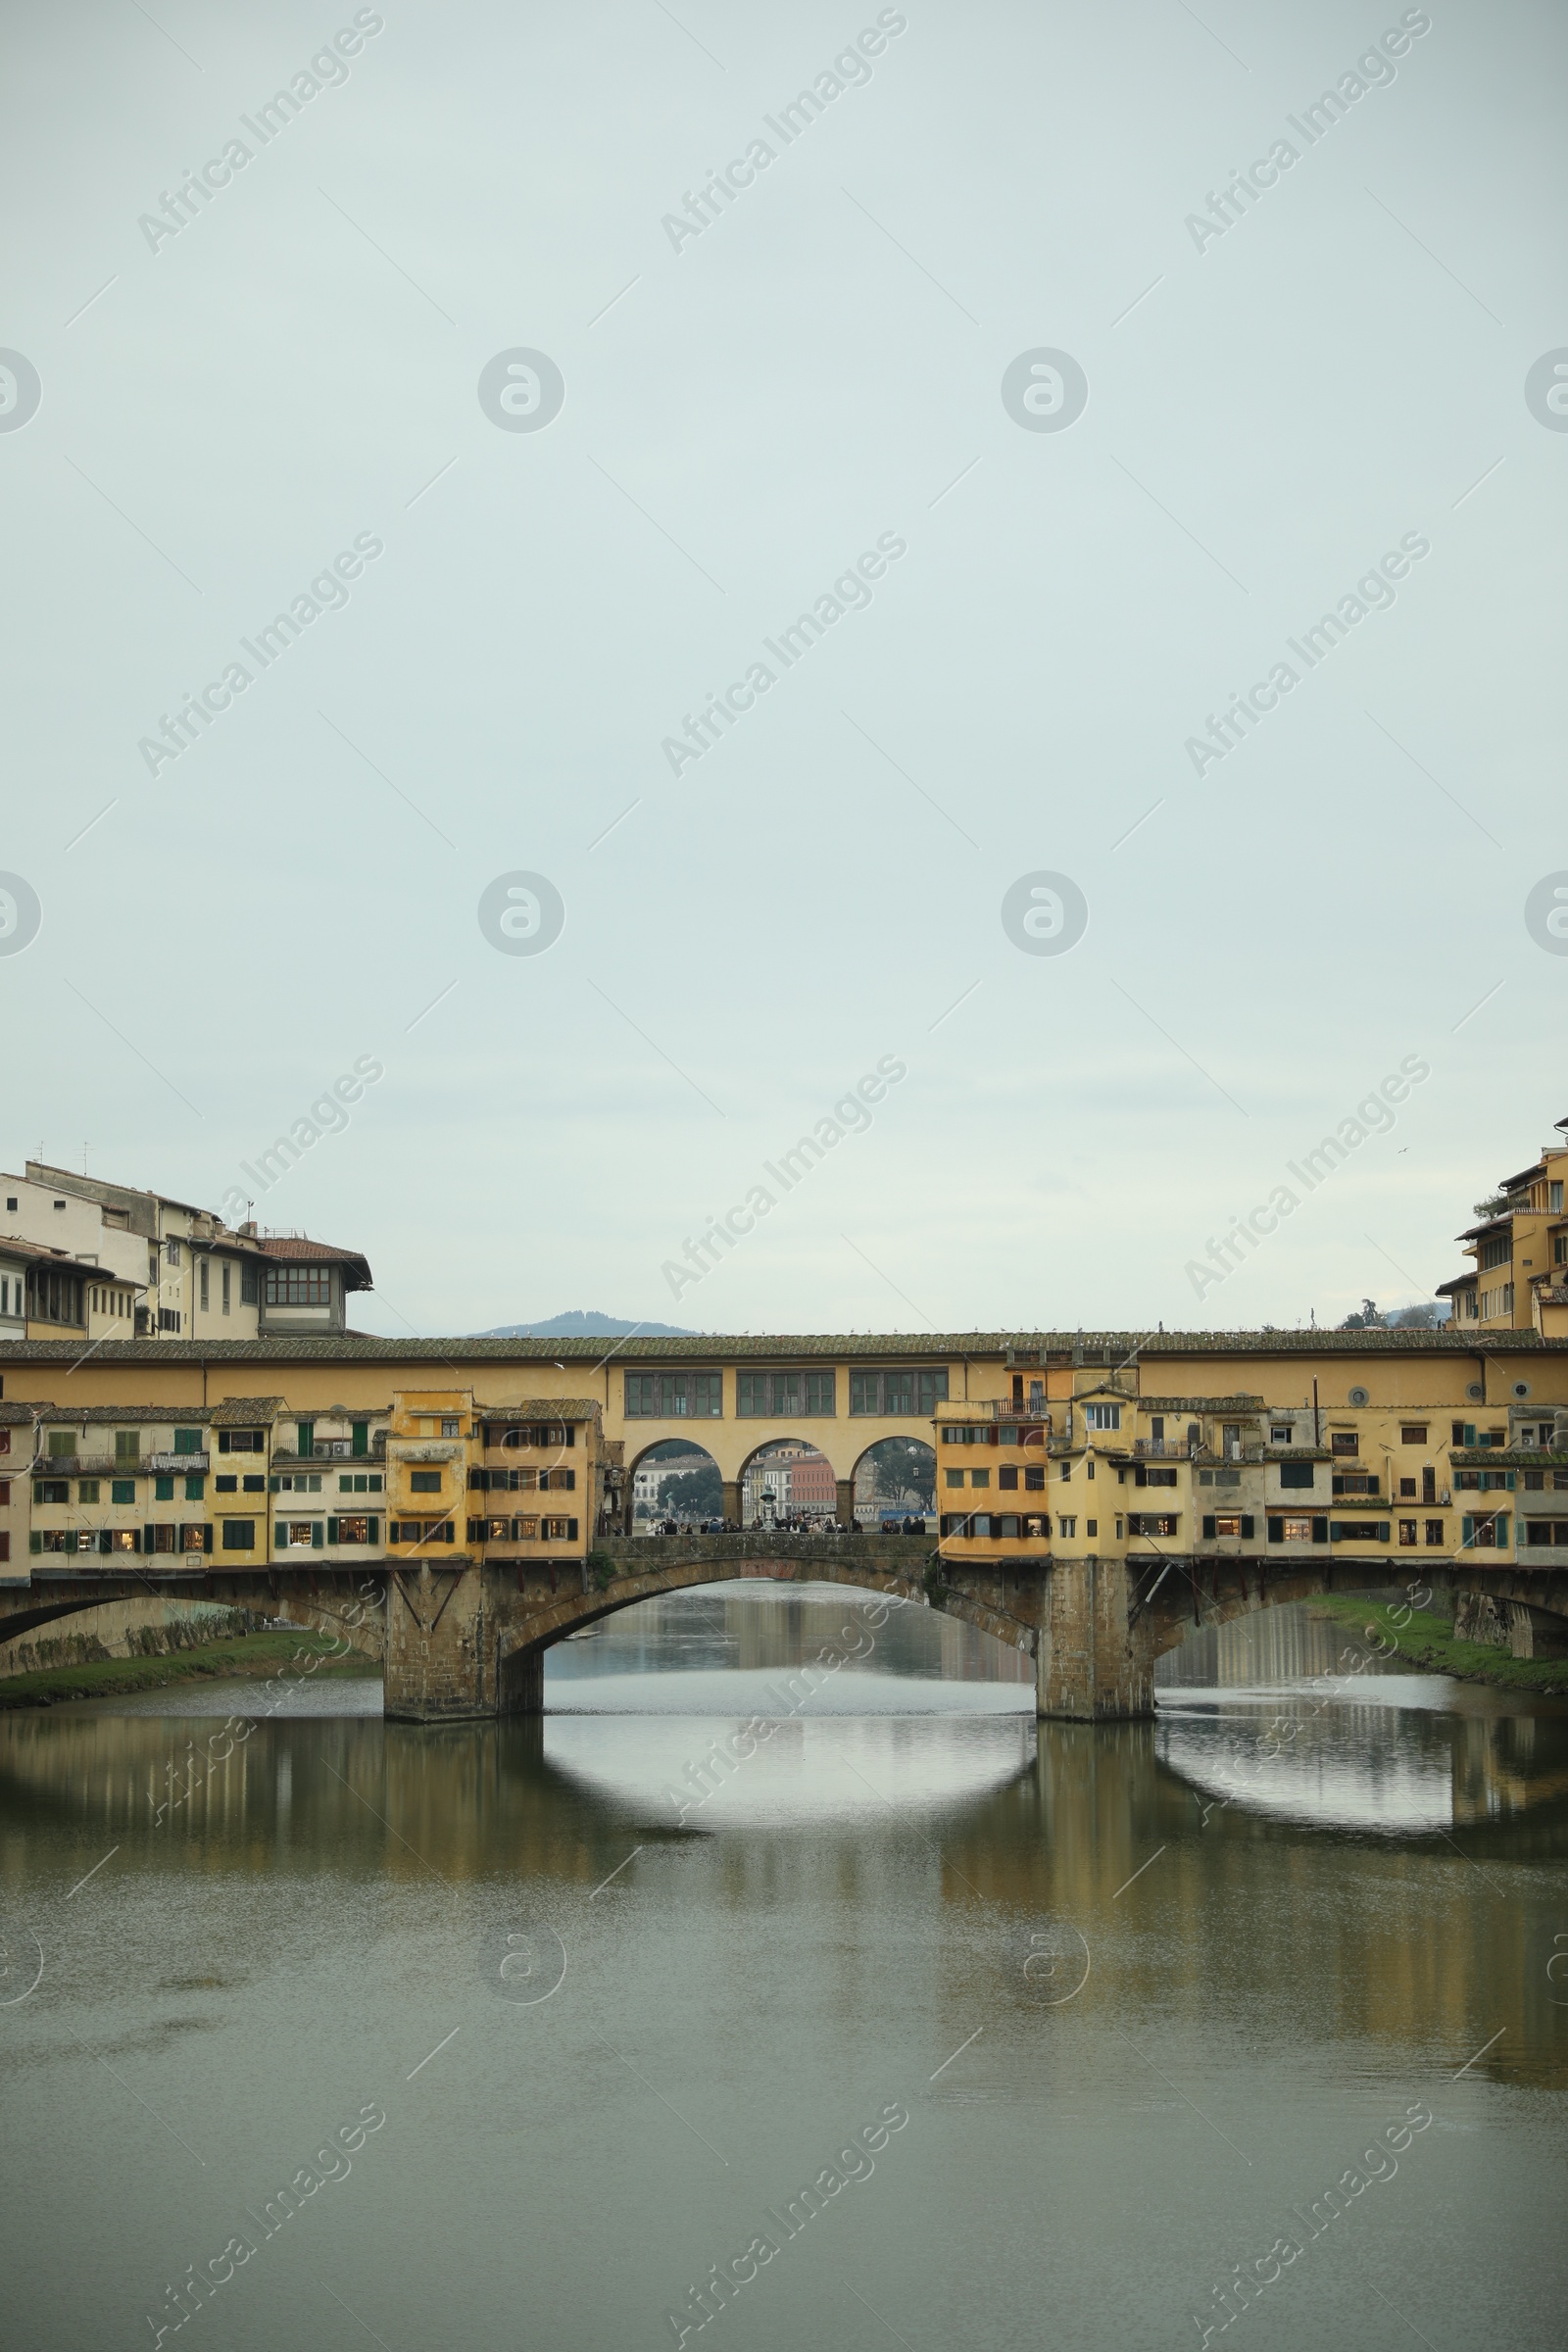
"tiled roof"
210,1395,285,1425
34,1402,213,1423
0,1327,1539,1368
259,1237,372,1288
259,1237,363,1261
480,1399,603,1420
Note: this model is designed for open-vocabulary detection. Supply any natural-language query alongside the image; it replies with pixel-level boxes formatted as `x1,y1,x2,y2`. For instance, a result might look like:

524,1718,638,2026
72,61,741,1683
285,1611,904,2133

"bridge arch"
494,1536,1036,1710
625,1436,725,1530
851,1434,937,1522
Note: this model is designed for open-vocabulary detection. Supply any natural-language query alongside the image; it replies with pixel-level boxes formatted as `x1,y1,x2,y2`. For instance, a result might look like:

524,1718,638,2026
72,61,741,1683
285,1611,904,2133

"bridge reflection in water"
3,1590,1568,2349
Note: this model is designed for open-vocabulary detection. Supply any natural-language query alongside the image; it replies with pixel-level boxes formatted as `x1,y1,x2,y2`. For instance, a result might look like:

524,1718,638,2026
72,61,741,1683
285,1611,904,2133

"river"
1,1584,1565,2349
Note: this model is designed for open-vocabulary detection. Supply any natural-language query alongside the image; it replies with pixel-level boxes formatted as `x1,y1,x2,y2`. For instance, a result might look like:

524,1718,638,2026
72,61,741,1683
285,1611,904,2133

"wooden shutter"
327,1518,338,1544
1240,1515,1254,1540
1202,1515,1217,1539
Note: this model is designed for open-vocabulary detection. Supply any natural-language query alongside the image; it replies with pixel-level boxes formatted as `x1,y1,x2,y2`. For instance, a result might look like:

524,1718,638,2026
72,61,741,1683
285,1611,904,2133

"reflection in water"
0,1589,1564,2350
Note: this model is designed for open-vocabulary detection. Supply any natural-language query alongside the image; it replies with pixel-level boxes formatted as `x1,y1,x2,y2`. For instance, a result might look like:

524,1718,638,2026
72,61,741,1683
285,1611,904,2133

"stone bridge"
5,1538,1567,1719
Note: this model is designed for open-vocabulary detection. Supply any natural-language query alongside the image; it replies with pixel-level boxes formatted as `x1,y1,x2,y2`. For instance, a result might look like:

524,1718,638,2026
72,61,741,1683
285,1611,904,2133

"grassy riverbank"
0,1631,380,1711
1310,1597,1568,1695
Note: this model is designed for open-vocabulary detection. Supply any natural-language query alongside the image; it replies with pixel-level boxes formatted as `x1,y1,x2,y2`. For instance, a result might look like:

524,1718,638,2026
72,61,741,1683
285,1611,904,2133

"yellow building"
1439,1117,1568,1334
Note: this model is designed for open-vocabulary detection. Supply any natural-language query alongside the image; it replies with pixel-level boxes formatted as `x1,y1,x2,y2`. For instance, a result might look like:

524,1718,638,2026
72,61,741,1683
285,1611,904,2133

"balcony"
392,1442,466,1463
147,1451,209,1474
1132,1439,1191,1457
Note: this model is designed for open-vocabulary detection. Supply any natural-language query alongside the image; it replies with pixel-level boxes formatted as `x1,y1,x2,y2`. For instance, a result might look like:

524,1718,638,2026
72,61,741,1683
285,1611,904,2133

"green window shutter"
298,1421,314,1456
29,1531,40,1553
339,1474,351,1492
1201,1515,1217,1539
131,1528,142,1552
275,1523,287,1548
185,1476,204,1500
352,1422,368,1456
1506,1471,1516,1491
1266,1517,1282,1543
1464,1425,1476,1446
202,1526,213,1552
312,1521,324,1547
327,1518,338,1544
155,1476,173,1501
98,1530,111,1554
1497,1516,1509,1546
1240,1514,1254,1540
567,1518,578,1541
369,1474,381,1493
368,1516,379,1544
1312,1516,1328,1543
1461,1515,1473,1545
1377,1522,1389,1543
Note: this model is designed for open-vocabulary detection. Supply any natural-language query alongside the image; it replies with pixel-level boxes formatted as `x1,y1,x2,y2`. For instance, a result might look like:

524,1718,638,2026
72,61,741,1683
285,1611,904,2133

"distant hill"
478,1310,697,1339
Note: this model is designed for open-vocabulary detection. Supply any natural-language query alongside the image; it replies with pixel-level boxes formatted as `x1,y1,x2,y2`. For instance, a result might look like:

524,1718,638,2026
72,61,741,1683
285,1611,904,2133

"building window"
159,1307,181,1332
165,1238,181,1266
849,1369,949,1417
1056,1515,1077,1538
1277,1515,1315,1543
77,1479,99,1503
33,1480,68,1504
242,1474,266,1493
411,1470,442,1494
1524,1519,1568,1546
263,1265,332,1305
1425,1519,1445,1545
1400,1425,1428,1446
1397,1518,1417,1546
1213,1514,1243,1538
218,1431,264,1452
240,1265,259,1303
1279,1462,1314,1490
1127,1513,1179,1537
338,1473,382,1494
1479,1233,1510,1271
625,1372,724,1418
26,1267,84,1327
222,1262,231,1314
735,1370,836,1418
154,1477,174,1501
1083,1403,1121,1430
1330,1432,1358,1455
220,1520,256,1550
998,1465,1018,1491
330,1516,375,1545
945,1470,963,1489
199,1260,209,1311
111,1479,135,1504
1024,1465,1045,1492
969,1469,990,1489
184,1476,204,1501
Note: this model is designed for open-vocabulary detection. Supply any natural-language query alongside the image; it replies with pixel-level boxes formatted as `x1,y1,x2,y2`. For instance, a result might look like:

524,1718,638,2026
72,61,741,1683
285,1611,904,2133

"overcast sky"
3,0,1564,1339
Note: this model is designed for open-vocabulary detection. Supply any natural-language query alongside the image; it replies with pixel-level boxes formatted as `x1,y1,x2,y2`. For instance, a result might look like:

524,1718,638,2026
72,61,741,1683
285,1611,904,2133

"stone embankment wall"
3,1598,261,1678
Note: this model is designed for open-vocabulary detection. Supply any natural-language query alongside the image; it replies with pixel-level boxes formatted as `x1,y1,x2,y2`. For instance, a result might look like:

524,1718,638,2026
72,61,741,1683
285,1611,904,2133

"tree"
658,1464,722,1520
1339,1298,1385,1330
866,1440,935,1511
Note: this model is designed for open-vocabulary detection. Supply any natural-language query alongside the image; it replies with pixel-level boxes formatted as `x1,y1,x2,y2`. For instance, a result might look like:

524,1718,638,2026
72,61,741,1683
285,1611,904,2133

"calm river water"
2,1585,1566,2350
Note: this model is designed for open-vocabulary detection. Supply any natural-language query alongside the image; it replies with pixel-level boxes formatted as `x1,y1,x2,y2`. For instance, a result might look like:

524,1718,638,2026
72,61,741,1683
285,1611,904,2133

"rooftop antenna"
82,1142,91,1175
